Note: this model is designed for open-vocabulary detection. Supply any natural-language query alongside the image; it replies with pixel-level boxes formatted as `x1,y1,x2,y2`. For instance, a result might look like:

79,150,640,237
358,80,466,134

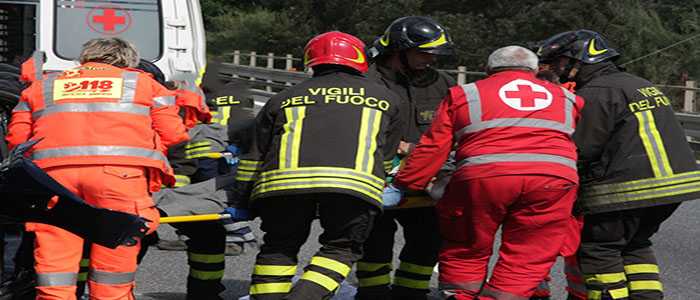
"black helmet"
135,59,166,86
536,30,619,64
367,16,454,59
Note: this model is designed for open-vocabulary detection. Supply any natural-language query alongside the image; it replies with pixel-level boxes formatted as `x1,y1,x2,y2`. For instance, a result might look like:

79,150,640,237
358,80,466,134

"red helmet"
304,31,368,73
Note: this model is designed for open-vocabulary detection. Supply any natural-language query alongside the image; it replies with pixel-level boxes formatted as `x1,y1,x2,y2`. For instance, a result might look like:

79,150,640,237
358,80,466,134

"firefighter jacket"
395,70,584,190
6,62,189,191
366,63,456,143
233,69,405,209
573,62,700,214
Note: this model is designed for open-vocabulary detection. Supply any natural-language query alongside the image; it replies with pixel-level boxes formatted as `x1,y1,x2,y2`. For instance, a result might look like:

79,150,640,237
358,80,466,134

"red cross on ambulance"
498,79,553,111
87,6,131,35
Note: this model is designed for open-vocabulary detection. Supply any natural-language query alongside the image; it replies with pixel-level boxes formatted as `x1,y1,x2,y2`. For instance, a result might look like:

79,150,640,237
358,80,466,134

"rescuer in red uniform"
393,45,585,299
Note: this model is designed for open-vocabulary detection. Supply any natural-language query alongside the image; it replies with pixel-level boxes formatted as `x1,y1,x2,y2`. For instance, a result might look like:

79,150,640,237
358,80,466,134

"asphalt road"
135,199,700,300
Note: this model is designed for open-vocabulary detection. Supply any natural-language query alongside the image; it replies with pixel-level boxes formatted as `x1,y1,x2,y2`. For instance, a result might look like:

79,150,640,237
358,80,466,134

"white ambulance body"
0,0,206,81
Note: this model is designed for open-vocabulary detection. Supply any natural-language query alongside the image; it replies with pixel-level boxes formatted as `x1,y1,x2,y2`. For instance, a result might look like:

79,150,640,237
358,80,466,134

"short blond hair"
79,38,139,68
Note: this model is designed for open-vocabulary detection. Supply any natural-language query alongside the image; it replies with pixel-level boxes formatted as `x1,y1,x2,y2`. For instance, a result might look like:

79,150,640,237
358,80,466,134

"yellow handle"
159,213,231,224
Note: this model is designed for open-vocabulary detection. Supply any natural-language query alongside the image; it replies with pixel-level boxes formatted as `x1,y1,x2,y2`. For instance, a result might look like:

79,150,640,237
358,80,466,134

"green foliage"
200,0,700,83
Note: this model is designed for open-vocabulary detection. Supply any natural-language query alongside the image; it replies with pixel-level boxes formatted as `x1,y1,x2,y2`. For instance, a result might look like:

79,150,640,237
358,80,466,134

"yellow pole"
160,213,231,224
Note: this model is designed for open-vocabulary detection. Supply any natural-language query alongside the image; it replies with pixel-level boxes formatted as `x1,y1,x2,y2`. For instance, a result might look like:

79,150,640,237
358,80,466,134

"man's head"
303,31,368,74
534,30,619,82
135,59,166,86
367,16,454,73
79,38,139,68
486,46,538,75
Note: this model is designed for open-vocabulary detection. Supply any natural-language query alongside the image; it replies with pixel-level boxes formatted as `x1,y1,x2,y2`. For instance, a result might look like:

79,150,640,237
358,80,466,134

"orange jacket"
20,51,45,83
6,62,189,191
176,81,211,129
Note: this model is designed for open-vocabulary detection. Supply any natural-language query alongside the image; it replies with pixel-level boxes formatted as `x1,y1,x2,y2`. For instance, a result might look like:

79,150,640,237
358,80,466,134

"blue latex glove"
382,184,404,208
222,144,240,166
225,144,240,156
223,207,251,221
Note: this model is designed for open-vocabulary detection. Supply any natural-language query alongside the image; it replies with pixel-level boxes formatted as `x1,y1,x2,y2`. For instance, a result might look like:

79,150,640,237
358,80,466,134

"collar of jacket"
575,60,620,88
372,61,409,85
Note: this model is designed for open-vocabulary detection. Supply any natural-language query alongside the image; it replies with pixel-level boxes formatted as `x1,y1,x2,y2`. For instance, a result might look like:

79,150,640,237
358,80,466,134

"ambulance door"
0,0,38,64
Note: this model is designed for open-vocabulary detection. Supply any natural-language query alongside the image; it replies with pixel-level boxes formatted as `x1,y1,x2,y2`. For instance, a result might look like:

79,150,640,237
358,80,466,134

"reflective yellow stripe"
310,256,351,277
358,274,391,287
175,175,190,187
635,111,672,177
355,108,382,173
399,262,434,276
587,290,602,300
250,282,292,295
357,262,391,272
624,264,659,274
583,180,700,205
608,287,630,299
629,280,663,291
383,160,394,173
394,276,430,289
239,160,263,168
301,270,339,292
279,107,305,169
418,32,447,48
218,106,231,125
583,170,700,196
235,170,258,182
189,269,224,280
253,265,297,276
645,111,672,176
253,178,382,204
256,167,384,190
188,253,225,264
186,141,212,149
585,272,626,284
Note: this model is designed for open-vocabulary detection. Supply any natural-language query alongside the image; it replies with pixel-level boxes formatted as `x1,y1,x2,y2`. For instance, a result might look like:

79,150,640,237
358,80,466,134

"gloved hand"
382,184,404,208
223,207,251,221
221,144,240,166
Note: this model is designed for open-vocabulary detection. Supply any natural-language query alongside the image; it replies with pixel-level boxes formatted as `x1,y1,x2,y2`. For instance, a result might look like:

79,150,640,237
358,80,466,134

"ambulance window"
0,3,37,64
54,0,162,61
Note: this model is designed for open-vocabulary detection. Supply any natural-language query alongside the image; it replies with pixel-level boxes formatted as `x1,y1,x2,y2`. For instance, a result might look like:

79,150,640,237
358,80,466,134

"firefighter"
234,31,405,300
536,30,700,300
356,16,456,300
392,46,585,299
5,37,188,300
529,59,587,300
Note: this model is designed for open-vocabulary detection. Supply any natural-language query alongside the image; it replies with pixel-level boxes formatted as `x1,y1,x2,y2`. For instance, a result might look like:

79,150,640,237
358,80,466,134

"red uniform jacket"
395,70,584,190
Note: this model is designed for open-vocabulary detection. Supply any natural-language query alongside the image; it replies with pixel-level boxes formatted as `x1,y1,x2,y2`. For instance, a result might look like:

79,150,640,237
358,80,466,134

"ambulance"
0,0,206,82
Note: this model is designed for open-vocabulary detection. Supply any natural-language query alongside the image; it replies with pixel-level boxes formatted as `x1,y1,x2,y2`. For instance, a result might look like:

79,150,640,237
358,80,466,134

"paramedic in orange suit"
5,38,188,300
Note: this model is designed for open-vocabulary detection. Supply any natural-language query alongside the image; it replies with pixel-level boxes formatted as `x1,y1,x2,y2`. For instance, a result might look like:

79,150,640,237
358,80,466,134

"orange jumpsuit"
6,62,188,300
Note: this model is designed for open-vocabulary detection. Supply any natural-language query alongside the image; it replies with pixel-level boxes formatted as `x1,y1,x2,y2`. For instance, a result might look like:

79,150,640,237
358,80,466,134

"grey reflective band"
256,167,385,189
32,145,169,164
461,83,482,123
480,287,529,300
456,118,574,138
33,51,44,81
36,272,78,287
153,96,176,107
89,269,135,285
561,87,576,128
32,103,150,120
457,153,577,170
638,111,671,177
439,281,483,291
12,101,30,112
121,72,139,103
42,73,59,107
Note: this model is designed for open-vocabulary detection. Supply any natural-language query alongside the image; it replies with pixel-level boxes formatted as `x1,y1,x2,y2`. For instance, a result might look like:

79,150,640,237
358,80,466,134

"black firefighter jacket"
574,62,700,214
232,69,406,210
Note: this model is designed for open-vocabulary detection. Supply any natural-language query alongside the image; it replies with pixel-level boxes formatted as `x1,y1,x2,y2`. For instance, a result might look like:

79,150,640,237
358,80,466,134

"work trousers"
578,203,678,300
250,194,377,300
356,207,441,300
28,165,159,300
437,175,578,300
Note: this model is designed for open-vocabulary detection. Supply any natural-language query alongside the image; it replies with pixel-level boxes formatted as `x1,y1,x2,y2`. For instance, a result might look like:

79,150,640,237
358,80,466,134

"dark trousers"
250,194,377,300
356,207,441,300
173,221,227,300
579,203,679,300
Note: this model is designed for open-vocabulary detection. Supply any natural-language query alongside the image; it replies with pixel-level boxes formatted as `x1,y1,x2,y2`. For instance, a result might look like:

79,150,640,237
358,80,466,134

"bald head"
486,46,538,74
